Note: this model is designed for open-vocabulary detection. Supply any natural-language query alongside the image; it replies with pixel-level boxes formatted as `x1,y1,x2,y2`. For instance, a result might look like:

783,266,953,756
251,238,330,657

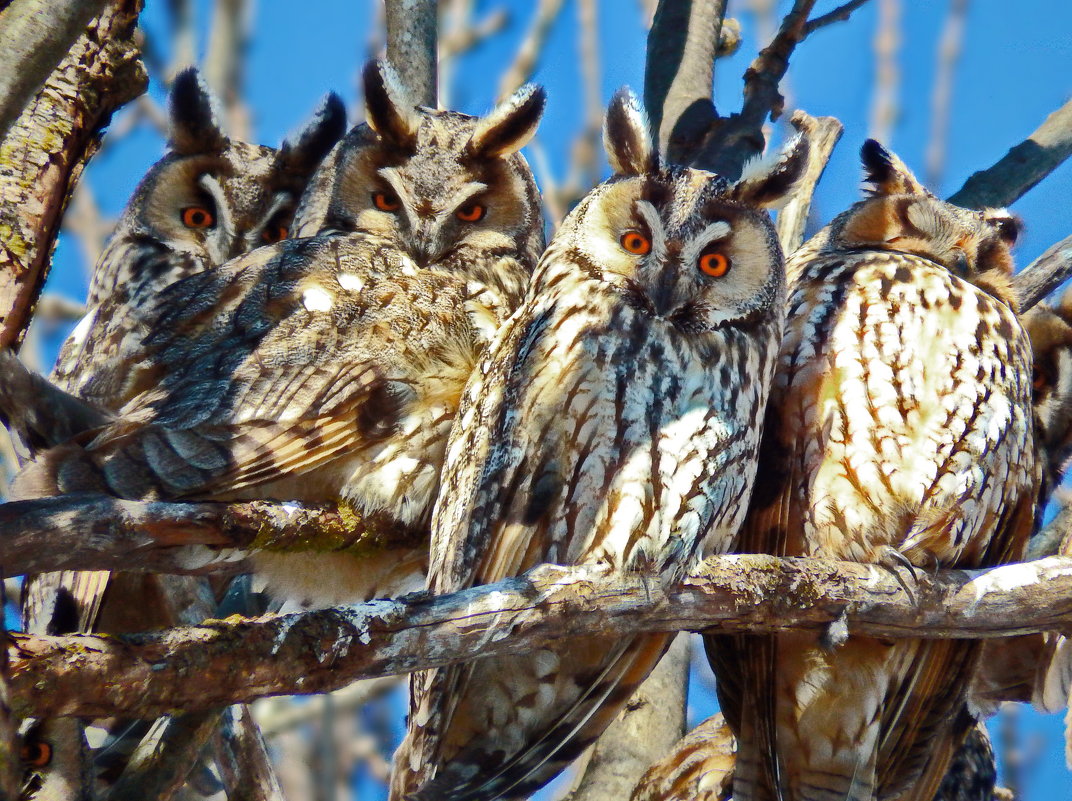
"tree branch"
644,0,726,162
0,0,113,140
775,110,844,254
0,494,425,576
948,97,1072,210
0,0,146,349
1012,233,1072,312
10,555,1072,720
802,0,874,36
383,0,437,107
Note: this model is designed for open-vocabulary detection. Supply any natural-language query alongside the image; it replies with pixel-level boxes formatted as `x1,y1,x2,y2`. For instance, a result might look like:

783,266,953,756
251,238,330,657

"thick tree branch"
10,555,1072,720
644,0,726,162
0,0,113,140
1012,233,1072,313
0,0,145,349
383,0,437,107
0,495,425,577
948,97,1072,210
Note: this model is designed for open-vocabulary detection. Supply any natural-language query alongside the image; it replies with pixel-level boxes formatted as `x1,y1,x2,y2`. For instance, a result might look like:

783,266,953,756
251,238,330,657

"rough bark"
0,495,425,576
0,0,146,349
10,555,1072,720
0,0,113,140
216,705,286,801
384,0,437,107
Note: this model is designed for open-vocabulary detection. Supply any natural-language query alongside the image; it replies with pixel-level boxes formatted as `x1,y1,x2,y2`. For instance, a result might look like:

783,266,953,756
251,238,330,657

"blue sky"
36,1,1072,797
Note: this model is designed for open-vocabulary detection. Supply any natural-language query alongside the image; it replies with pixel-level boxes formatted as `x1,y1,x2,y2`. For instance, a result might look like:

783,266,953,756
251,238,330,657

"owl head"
826,139,1022,309
91,68,347,306
1024,289,1072,501
292,60,547,287
545,88,807,332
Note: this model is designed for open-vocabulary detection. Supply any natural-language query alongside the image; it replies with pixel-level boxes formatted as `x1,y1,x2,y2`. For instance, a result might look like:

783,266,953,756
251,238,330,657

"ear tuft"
731,130,810,209
168,67,228,154
982,208,1022,246
362,60,419,148
603,88,657,176
468,84,547,158
279,92,348,173
860,139,927,196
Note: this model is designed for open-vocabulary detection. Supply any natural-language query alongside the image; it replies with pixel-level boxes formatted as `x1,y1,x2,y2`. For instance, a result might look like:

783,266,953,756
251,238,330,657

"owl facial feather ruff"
389,87,808,801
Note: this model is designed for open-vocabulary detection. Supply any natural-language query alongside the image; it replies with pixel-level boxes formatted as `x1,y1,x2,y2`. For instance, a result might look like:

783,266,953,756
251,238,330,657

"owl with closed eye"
9,60,547,611
389,88,807,801
706,140,1039,801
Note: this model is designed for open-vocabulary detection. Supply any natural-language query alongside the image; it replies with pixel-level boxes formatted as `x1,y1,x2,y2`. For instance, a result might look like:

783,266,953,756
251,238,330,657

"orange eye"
373,191,401,212
1033,368,1046,392
456,202,486,222
21,741,51,768
181,206,215,229
261,224,289,244
620,231,651,255
699,250,730,277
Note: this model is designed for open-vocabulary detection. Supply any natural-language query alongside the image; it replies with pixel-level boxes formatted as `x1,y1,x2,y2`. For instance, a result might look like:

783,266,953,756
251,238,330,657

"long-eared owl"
10,67,345,638
706,140,1039,801
389,88,808,801
9,60,548,609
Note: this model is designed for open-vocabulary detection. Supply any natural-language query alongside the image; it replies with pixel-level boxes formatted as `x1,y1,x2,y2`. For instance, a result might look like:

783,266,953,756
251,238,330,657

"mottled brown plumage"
11,61,547,609
707,140,1039,801
630,713,736,801
390,89,807,801
9,67,345,639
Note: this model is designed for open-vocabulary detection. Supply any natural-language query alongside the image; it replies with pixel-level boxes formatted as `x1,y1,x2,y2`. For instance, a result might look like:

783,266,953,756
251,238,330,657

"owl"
49,66,347,415
706,140,1039,801
9,60,547,611
9,67,346,640
389,88,807,801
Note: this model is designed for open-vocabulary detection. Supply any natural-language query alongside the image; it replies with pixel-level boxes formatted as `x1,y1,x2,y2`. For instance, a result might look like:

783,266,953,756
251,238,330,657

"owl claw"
876,546,922,602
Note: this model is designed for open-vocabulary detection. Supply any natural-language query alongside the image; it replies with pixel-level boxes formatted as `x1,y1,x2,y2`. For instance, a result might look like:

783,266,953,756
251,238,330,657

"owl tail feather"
0,349,112,464
408,633,671,801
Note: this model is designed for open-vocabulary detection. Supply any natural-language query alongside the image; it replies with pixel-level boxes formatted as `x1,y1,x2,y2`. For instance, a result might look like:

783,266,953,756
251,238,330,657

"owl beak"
647,270,681,317
411,224,445,268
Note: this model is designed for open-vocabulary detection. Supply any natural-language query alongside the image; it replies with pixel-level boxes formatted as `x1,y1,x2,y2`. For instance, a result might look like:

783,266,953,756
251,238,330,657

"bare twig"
497,0,566,102
10,555,1072,720
775,111,844,254
948,97,1072,209
0,494,425,577
204,0,252,140
803,0,874,36
384,0,437,107
1012,233,1072,313
0,0,146,349
868,0,900,143
0,0,113,139
925,0,968,189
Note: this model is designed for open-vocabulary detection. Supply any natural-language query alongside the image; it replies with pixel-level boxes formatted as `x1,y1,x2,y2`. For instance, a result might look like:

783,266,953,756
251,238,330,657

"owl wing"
12,235,461,503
